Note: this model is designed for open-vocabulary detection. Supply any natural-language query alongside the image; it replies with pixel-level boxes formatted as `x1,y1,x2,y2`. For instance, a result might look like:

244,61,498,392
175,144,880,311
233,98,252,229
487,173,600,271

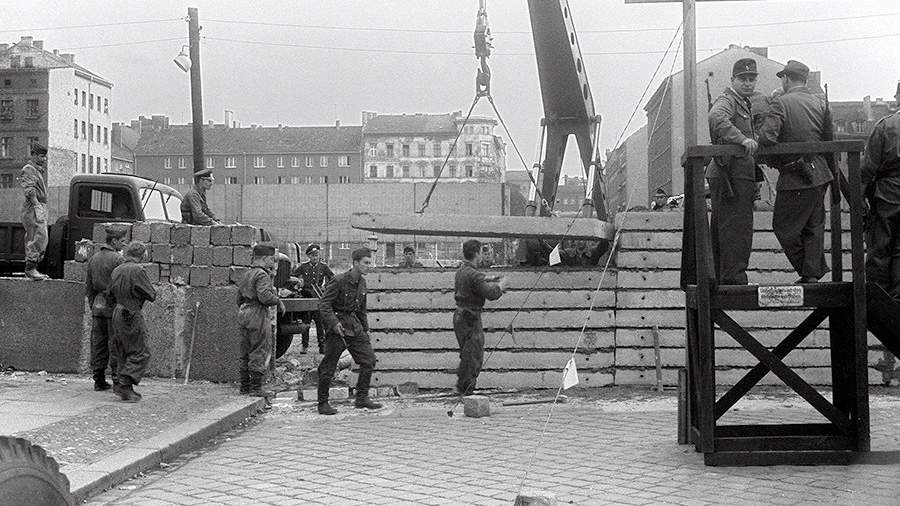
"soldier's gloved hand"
741,138,759,157
335,322,346,337
498,276,510,293
277,300,285,315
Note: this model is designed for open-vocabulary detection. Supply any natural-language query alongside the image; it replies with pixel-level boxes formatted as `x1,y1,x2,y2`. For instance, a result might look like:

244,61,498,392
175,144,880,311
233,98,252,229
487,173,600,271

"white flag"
549,244,562,266
562,358,579,390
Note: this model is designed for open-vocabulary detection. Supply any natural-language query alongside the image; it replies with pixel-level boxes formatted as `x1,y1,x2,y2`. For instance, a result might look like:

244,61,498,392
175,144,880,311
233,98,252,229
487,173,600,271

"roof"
0,39,111,86
134,125,363,156
71,173,180,197
111,143,134,162
363,113,460,135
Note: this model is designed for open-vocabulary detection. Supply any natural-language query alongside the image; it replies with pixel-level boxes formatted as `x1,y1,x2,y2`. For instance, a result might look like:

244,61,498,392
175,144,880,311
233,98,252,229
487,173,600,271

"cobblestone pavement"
88,389,900,505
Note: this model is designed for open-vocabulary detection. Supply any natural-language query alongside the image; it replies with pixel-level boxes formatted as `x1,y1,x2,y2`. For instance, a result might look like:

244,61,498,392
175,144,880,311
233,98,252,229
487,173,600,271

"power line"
0,18,182,34
58,37,186,51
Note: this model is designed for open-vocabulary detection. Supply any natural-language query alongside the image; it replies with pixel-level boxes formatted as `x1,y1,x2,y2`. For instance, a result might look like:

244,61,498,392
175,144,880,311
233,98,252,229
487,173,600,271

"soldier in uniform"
180,169,221,226
707,58,761,285
85,227,126,391
862,84,900,299
397,245,424,267
454,239,508,396
109,242,157,402
18,143,49,280
237,243,284,397
758,60,833,283
316,248,381,415
293,243,334,354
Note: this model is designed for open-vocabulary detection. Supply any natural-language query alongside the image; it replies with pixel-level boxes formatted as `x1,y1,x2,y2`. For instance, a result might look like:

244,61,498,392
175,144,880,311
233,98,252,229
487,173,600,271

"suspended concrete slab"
351,212,615,241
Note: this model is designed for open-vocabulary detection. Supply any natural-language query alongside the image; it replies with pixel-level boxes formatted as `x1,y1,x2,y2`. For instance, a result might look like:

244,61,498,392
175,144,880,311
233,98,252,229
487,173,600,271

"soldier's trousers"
112,305,151,386
866,199,900,298
21,205,48,268
317,331,376,398
240,323,273,375
90,316,118,382
454,308,485,395
710,178,756,285
300,311,325,350
774,184,829,280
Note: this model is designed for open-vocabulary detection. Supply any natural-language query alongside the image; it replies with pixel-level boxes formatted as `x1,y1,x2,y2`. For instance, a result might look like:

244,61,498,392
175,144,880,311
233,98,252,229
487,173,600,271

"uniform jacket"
318,269,368,337
454,260,503,311
862,111,900,205
707,88,758,181
18,163,47,210
109,260,157,313
757,86,833,191
180,186,218,225
294,261,335,298
85,244,124,316
236,266,280,333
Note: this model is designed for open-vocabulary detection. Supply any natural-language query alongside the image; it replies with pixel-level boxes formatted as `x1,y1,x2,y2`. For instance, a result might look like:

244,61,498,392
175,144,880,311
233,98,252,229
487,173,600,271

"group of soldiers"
708,57,900,297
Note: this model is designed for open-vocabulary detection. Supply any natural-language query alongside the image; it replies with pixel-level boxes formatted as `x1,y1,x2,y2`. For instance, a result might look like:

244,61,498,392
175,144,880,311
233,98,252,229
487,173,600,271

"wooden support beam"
351,212,615,241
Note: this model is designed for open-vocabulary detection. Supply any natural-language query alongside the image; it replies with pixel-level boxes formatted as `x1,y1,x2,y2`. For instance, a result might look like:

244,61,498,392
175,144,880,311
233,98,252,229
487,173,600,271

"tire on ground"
0,436,75,506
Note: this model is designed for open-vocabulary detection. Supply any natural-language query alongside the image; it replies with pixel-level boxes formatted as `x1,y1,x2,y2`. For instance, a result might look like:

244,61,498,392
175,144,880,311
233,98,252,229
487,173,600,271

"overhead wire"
0,18,183,34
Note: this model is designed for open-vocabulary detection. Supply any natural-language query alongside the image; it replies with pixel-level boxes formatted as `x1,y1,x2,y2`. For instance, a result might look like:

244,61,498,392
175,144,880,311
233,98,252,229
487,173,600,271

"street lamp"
173,45,191,72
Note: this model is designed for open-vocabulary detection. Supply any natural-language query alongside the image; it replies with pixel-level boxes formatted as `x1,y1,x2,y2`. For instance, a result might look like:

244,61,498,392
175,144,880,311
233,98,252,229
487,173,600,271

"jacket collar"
784,85,810,96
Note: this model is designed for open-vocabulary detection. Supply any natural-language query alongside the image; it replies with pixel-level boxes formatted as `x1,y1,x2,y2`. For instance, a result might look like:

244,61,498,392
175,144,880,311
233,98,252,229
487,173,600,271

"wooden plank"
714,435,856,452
369,370,614,389
847,150,871,452
615,328,838,349
618,231,852,251
372,330,615,350
618,251,854,270
367,269,616,291
684,140,864,158
615,348,835,368
703,450,853,467
373,351,613,370
617,270,855,289
368,290,614,311
684,283,853,310
615,367,883,387
351,212,616,241
616,211,850,232
615,309,827,329
368,309,615,331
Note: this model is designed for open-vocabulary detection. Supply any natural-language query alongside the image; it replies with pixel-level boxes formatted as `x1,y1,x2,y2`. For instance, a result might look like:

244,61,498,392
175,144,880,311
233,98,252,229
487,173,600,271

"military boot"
24,268,49,280
118,384,141,403
247,372,273,398
93,371,111,391
239,369,251,395
317,379,337,415
353,371,382,410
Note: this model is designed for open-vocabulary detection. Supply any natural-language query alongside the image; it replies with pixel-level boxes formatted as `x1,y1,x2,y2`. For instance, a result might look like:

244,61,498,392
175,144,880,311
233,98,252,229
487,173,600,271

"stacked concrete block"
63,260,85,282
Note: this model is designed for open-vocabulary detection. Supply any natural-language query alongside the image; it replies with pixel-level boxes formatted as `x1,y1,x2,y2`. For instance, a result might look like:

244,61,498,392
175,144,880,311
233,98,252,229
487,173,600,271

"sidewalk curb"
61,396,266,502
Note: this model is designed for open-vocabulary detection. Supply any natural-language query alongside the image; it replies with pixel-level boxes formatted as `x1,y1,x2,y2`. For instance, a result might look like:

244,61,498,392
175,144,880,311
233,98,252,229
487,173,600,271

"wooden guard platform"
350,212,616,241
679,140,872,466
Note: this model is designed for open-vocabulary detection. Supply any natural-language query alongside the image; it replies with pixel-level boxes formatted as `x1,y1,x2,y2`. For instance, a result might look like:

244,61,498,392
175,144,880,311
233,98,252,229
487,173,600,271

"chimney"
33,40,43,50
20,36,33,47
208,119,213,126
60,54,75,64
863,96,873,121
52,49,58,55
224,110,234,129
335,119,341,128
361,111,377,128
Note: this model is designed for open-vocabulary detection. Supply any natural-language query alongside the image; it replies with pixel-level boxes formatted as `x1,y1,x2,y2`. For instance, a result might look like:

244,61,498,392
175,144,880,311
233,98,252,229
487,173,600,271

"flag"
549,243,561,266
562,358,579,390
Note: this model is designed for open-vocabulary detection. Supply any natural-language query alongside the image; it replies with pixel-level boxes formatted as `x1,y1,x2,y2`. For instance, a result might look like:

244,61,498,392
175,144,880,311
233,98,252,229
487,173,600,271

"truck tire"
0,436,75,506
41,216,68,279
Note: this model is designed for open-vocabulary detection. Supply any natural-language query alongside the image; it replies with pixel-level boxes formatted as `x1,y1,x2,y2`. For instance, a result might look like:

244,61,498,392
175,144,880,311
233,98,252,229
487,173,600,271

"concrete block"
376,386,396,398
171,265,190,286
63,260,85,282
463,395,490,418
212,246,233,266
131,222,151,242
210,225,231,245
297,387,350,402
150,244,172,264
171,224,192,246
209,266,231,286
92,223,107,243
92,222,131,244
172,245,193,265
230,225,256,246
140,263,160,284
191,226,210,246
150,222,171,243
232,246,252,266
515,491,557,506
73,239,93,262
193,246,212,266
230,266,249,284
190,266,210,287
397,382,419,396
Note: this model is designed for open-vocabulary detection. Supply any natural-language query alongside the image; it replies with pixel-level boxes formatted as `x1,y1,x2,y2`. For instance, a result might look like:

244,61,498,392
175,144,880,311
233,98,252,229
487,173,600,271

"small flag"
549,244,562,266
562,358,579,390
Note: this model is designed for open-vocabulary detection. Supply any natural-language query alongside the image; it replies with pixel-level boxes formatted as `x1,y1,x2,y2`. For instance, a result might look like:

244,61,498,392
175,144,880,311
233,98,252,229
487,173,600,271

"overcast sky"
5,1,899,176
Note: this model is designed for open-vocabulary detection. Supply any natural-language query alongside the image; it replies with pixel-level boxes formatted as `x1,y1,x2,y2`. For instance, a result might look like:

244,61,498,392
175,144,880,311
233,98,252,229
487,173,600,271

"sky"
4,0,899,177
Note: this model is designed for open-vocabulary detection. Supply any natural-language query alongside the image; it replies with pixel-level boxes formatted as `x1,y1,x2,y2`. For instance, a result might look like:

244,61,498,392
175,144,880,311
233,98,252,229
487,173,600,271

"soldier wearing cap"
707,58,762,285
85,226,127,391
18,142,49,279
180,168,221,226
862,82,900,299
237,242,284,397
398,245,424,268
758,60,833,283
293,243,334,354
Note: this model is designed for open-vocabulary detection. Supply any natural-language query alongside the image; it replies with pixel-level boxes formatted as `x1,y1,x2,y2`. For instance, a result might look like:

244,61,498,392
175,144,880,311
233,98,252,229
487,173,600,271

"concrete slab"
0,413,66,433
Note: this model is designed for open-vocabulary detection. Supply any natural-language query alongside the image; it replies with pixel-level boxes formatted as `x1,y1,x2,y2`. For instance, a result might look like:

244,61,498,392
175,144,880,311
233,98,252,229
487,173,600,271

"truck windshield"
139,188,167,221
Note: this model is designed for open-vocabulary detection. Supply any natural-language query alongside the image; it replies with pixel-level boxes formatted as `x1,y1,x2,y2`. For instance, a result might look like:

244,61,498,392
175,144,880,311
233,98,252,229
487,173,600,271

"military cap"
305,243,321,255
252,243,277,257
31,143,47,156
776,60,810,80
403,246,415,254
194,168,214,179
732,58,757,78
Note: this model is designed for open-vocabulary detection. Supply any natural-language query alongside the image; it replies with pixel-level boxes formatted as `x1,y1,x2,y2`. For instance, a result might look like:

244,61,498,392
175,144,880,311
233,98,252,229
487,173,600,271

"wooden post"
188,7,204,177
683,0,697,151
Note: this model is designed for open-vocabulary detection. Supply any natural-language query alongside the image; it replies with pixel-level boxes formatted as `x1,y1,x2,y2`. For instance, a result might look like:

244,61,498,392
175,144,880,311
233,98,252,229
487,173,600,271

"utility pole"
188,7,204,178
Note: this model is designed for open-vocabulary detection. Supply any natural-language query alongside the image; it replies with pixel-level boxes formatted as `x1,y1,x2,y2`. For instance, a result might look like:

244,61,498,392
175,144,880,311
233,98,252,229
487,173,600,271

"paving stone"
172,245,193,265
131,222,152,242
232,246,252,266
193,246,212,266
209,267,231,286
191,226,211,246
397,382,419,396
212,246,233,267
210,225,231,245
463,395,490,418
150,223,172,243
151,244,173,264
297,387,350,402
190,266,210,287
230,225,257,246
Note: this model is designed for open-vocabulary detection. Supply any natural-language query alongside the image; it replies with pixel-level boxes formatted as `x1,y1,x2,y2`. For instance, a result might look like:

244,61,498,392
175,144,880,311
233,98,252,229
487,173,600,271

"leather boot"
247,372,273,398
239,369,251,395
354,370,382,409
317,378,336,415
24,268,49,280
118,384,141,403
93,370,111,391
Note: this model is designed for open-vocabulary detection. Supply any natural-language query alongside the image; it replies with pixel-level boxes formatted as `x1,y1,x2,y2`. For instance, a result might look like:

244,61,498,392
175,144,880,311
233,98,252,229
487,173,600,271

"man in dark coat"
862,84,900,298
758,60,833,283
85,226,126,391
707,58,761,285
18,143,49,280
293,243,334,354
316,248,380,415
398,245,424,267
454,239,508,396
109,242,157,402
180,169,220,226
237,243,283,397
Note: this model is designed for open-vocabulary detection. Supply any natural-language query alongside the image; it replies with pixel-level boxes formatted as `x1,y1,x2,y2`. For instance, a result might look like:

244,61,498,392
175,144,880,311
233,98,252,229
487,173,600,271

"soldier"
237,243,284,397
316,248,381,415
862,84,900,299
18,143,49,280
293,243,334,354
108,242,157,402
707,58,761,285
180,168,221,226
454,239,509,396
758,60,833,283
397,245,424,267
85,227,126,391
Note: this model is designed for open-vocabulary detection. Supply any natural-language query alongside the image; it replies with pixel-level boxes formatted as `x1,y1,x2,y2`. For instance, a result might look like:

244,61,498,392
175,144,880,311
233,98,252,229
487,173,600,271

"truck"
0,173,184,278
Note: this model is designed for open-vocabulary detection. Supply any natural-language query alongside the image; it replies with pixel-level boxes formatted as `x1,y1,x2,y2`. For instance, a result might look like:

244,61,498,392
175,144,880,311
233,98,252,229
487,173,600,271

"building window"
339,175,350,183
103,127,108,144
104,158,109,171
291,176,300,184
368,143,377,157
276,156,284,168
466,143,474,156
89,94,94,109
89,124,94,141
225,176,238,184
431,165,440,178
291,156,299,167
385,165,394,178
369,165,378,178
304,176,312,184
305,156,312,167
178,157,186,169
24,99,38,119
206,157,214,169
254,176,265,184
418,143,426,157
177,177,185,185
81,121,86,138
338,155,351,167
402,144,410,157
0,174,13,188
225,156,236,168
89,156,94,172
74,119,79,138
448,165,456,178
339,242,350,250
319,155,328,167
433,142,441,157
402,165,410,178
96,125,101,142
103,98,108,114
386,143,394,157
0,100,13,121
482,142,491,156
164,157,172,169
9,56,20,68
254,156,265,168
163,177,171,185
82,154,86,171
96,156,101,172
74,88,78,105
466,165,474,177
0,137,9,157
82,91,86,107
277,176,287,184
319,176,328,184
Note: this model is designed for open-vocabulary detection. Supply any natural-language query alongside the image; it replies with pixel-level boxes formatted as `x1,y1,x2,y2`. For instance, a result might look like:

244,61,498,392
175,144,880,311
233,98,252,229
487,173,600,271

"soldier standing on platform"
758,60,833,283
294,243,334,354
707,58,761,285
18,143,49,280
237,243,284,397
85,227,126,391
862,84,900,299
180,169,221,226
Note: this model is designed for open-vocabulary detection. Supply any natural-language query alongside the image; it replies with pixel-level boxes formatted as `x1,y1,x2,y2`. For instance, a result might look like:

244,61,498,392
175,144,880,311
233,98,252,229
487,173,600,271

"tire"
0,436,75,506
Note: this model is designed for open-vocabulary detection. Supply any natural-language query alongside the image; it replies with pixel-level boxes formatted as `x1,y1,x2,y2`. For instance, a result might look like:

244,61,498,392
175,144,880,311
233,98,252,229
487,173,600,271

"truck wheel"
0,436,75,506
